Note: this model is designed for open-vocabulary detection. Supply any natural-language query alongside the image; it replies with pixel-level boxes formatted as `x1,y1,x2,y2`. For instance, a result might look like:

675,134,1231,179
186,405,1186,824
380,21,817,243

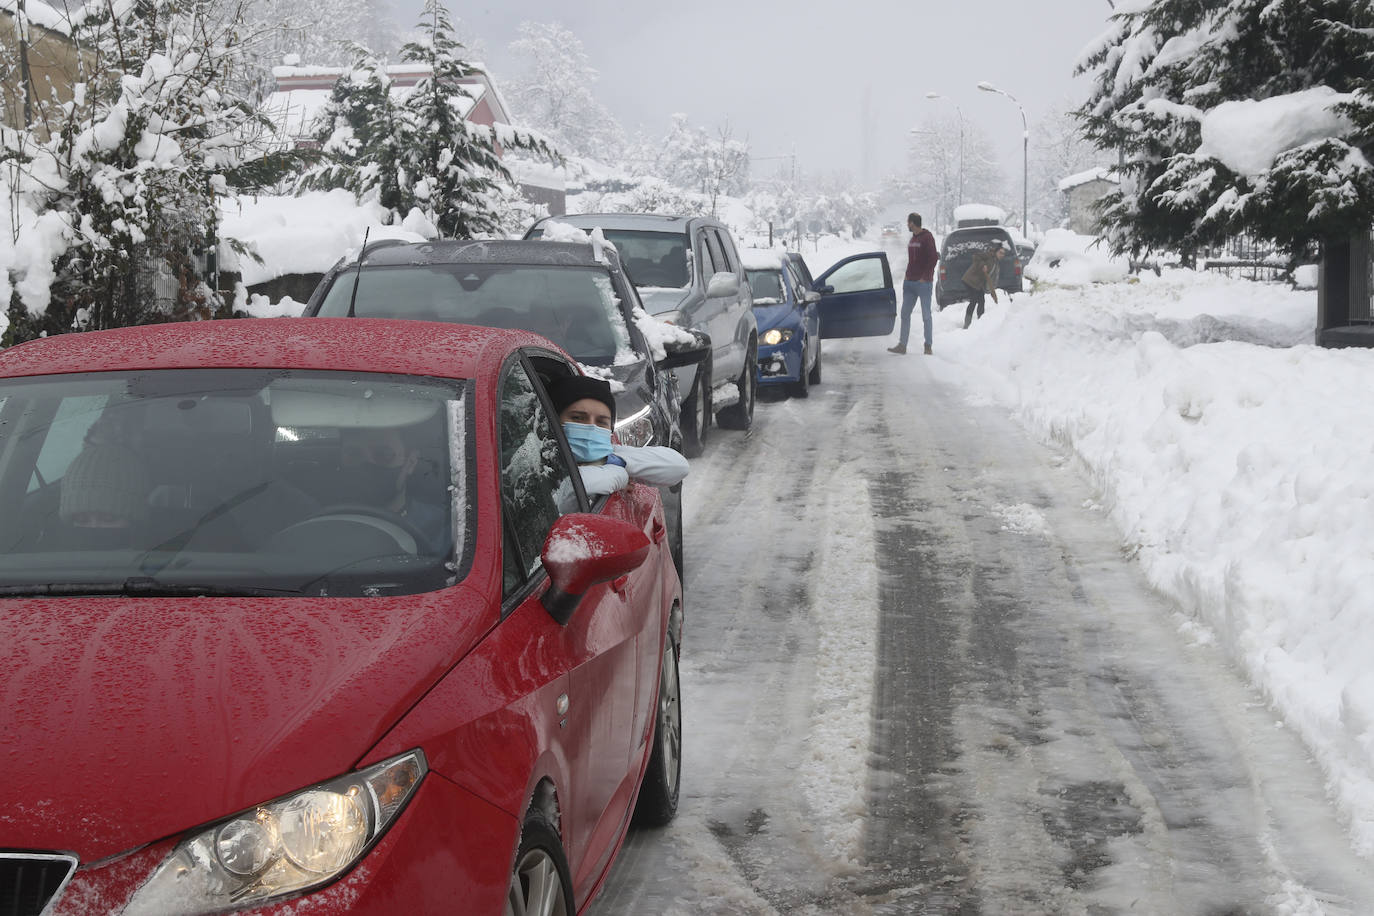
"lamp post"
924,92,964,207
977,81,1027,237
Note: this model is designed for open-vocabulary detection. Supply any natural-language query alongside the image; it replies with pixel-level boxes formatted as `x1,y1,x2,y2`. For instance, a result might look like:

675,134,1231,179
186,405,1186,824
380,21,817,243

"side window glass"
712,230,737,273
704,232,727,279
498,361,578,590
695,232,718,283
823,257,885,295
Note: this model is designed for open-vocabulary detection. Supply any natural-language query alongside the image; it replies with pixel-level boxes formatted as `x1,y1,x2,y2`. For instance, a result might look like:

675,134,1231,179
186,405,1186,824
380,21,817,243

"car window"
703,232,727,279
712,229,738,273
788,254,815,289
746,269,785,304
0,369,465,597
498,360,580,594
823,258,886,295
595,230,690,289
782,263,805,302
695,231,718,283
315,264,633,365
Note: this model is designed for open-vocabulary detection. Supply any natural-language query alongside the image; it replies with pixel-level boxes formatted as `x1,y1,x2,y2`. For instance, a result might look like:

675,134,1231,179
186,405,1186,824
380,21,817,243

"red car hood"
0,586,493,862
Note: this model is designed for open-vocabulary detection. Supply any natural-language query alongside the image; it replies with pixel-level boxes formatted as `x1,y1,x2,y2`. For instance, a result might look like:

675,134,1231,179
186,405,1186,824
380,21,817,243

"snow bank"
1199,87,1357,177
1024,228,1130,286
927,267,1374,854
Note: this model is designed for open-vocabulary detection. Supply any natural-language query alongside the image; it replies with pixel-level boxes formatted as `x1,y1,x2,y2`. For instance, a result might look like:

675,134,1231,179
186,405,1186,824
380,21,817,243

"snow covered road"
587,332,1374,915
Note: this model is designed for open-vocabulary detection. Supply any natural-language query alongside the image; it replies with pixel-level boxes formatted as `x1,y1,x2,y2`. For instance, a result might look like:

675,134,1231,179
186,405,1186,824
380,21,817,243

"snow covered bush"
1,0,290,345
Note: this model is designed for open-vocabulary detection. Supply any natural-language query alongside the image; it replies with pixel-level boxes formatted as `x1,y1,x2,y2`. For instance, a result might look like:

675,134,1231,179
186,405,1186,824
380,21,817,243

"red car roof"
0,317,556,380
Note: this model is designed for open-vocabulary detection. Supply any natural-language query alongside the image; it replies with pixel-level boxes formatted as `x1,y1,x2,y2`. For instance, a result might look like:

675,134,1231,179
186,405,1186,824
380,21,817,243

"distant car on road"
743,246,899,398
526,213,759,457
935,224,1025,309
0,317,684,916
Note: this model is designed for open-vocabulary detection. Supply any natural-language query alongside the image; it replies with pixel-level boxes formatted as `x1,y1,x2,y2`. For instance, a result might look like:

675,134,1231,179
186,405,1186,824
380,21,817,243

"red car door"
497,358,640,900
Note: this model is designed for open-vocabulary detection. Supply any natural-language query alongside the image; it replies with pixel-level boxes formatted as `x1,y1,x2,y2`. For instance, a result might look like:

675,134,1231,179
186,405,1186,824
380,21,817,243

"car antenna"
347,227,370,318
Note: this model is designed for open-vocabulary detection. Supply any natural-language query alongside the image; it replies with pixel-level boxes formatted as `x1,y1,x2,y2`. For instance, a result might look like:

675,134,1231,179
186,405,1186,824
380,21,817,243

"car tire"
633,628,682,827
679,363,711,458
716,342,756,430
664,483,684,587
791,343,810,399
507,809,573,916
807,339,822,386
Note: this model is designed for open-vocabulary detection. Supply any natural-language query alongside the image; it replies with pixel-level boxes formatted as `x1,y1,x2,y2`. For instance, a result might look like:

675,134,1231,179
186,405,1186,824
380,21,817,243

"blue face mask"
563,422,614,463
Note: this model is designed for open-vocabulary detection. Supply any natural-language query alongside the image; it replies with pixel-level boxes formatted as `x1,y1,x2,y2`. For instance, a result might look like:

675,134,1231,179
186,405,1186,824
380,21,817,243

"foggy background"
384,0,1115,187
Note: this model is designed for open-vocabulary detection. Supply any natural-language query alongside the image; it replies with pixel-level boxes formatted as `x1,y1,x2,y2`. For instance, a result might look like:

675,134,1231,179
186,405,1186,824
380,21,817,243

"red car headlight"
125,751,426,915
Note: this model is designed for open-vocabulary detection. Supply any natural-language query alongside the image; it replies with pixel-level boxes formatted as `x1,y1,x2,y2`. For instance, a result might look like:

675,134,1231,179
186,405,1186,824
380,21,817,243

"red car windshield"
0,369,469,597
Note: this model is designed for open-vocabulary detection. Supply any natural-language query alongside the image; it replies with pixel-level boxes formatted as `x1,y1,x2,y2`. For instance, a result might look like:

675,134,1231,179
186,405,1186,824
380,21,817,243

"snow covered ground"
855,245,1374,860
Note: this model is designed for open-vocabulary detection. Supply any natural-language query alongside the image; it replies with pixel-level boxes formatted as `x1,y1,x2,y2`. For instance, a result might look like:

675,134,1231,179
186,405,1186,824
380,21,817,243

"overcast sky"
387,0,1117,188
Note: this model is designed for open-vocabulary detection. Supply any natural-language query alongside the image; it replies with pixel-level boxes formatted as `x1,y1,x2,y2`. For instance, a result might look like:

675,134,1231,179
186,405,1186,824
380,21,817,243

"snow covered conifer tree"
301,0,553,238
1077,0,1374,259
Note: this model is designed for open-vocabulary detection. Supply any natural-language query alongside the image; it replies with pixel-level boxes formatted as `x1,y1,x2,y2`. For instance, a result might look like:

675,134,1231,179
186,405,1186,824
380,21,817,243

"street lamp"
924,92,964,206
977,81,1028,237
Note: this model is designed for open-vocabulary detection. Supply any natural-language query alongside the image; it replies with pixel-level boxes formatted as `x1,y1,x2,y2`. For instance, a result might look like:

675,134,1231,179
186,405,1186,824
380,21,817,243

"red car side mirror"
541,514,651,625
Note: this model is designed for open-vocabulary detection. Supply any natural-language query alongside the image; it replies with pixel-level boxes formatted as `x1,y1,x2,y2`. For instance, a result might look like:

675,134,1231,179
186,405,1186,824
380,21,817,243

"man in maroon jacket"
888,212,939,355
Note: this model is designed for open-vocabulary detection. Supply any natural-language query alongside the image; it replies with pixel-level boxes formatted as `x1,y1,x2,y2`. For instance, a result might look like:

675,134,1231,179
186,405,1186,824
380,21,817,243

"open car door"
812,252,897,339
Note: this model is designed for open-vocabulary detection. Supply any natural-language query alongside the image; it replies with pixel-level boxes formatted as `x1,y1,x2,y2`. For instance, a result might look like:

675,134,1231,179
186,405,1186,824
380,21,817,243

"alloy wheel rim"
507,849,568,916
659,643,682,796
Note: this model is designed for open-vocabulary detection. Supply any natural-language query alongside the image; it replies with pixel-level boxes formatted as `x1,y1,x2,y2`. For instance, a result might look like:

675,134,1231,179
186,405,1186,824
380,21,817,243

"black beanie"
546,375,616,422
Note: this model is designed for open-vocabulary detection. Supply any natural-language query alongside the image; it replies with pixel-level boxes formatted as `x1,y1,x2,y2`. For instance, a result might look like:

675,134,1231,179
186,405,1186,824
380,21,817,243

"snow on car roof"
0,318,534,381
739,247,787,271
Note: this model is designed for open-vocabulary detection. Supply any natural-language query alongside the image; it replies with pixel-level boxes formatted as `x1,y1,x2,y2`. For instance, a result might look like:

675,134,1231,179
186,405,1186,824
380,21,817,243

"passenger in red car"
55,442,150,549
545,375,689,497
338,423,448,551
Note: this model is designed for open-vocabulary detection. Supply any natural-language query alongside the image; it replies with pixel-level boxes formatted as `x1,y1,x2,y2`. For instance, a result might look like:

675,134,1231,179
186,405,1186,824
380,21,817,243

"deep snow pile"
1024,228,1131,286
923,268,1374,855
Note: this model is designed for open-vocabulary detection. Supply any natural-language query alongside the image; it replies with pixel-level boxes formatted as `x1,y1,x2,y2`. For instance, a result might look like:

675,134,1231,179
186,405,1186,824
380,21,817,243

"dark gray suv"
526,213,758,457
301,238,708,576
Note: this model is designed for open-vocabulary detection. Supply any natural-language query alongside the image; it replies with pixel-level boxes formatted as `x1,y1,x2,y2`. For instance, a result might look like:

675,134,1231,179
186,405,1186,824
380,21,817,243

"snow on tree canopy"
1199,87,1359,178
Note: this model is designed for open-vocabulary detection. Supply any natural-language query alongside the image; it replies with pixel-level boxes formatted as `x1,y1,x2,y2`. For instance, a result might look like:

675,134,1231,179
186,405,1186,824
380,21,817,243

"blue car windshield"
0,369,470,597
746,269,785,305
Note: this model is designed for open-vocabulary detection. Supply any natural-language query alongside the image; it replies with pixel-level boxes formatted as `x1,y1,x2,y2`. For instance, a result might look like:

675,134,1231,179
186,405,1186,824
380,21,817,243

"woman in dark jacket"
961,243,1007,328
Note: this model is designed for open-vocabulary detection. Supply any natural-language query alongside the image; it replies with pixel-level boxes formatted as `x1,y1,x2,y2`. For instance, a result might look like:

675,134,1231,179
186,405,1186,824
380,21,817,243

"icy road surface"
588,336,1374,916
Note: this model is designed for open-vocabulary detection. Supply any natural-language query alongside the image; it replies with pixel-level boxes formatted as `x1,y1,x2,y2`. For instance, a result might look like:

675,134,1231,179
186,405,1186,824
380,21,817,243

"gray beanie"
59,444,150,524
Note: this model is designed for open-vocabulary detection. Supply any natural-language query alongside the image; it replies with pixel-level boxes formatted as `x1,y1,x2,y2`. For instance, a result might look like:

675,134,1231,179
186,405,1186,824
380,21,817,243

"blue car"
744,250,821,397
743,248,898,398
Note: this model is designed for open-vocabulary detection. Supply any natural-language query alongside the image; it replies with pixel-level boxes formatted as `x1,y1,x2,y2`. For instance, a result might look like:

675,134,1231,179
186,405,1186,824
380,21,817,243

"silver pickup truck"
527,213,758,457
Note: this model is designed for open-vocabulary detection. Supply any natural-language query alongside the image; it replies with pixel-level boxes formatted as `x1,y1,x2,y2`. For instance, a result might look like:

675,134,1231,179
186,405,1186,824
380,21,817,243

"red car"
0,318,683,915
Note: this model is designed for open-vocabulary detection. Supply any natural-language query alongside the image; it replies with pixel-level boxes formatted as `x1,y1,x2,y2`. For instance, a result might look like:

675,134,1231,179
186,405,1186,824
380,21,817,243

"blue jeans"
898,280,933,348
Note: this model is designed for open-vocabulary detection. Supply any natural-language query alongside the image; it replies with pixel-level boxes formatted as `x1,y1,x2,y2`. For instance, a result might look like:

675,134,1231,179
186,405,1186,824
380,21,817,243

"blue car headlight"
125,751,426,915
761,328,795,346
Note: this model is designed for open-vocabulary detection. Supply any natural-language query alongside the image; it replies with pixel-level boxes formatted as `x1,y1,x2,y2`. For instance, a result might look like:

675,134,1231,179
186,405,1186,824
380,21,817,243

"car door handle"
651,519,667,544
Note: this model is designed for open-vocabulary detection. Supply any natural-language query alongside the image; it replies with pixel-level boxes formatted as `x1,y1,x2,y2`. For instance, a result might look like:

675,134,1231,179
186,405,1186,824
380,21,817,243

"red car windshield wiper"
0,578,300,598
